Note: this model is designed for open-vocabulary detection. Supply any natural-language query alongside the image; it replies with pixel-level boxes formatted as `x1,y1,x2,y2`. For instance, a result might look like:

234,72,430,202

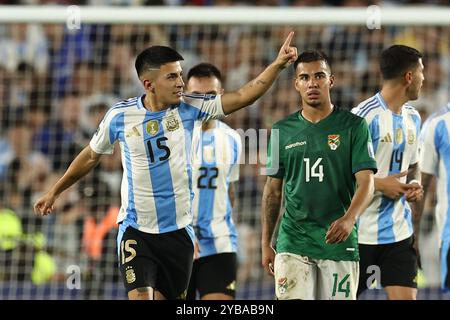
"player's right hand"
274,31,298,69
33,193,57,216
378,171,420,200
261,245,276,277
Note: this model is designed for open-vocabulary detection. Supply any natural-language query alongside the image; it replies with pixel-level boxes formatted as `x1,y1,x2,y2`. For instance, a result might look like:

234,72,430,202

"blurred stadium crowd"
0,3,449,298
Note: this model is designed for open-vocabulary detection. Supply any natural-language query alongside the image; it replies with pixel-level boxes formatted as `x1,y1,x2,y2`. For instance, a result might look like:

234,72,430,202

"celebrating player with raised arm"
34,33,297,300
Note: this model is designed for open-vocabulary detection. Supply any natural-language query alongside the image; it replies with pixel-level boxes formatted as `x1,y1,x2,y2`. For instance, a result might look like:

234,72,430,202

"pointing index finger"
282,31,294,49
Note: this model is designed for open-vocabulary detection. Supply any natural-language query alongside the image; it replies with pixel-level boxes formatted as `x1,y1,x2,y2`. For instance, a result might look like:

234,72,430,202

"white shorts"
274,252,359,300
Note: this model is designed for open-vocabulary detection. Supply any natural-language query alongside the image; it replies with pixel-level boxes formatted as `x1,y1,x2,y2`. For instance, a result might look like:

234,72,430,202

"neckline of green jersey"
297,105,337,125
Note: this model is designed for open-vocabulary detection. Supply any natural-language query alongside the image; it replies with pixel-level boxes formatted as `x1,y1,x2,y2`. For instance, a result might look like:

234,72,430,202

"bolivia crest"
328,134,340,150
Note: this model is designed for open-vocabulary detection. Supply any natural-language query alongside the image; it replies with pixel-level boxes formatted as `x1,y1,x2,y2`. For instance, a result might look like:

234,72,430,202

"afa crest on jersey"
328,134,340,150
164,115,180,132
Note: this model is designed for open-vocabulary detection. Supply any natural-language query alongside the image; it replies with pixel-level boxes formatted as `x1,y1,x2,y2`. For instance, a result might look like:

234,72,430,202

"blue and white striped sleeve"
409,110,422,165
89,109,122,155
420,118,439,175
182,93,225,121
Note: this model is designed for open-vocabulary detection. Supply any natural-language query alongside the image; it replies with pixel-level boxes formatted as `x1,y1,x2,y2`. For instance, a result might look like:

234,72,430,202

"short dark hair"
380,45,423,80
187,63,223,83
293,50,331,72
135,46,184,77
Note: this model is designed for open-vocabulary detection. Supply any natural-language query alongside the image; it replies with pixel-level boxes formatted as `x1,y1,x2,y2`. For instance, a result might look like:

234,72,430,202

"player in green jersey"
261,50,377,300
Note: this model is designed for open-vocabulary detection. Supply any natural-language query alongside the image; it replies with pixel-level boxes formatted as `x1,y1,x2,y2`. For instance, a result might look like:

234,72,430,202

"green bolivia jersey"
267,108,377,261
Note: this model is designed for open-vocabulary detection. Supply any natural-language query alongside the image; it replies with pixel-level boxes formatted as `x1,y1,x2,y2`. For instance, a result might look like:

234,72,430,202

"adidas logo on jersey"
380,133,393,143
126,126,141,137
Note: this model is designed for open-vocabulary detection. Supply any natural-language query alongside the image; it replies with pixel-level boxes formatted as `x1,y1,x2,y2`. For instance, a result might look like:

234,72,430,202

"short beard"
406,86,420,101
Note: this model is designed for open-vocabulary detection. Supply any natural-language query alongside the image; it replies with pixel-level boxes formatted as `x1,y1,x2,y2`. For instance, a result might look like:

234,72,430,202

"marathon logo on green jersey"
285,141,306,150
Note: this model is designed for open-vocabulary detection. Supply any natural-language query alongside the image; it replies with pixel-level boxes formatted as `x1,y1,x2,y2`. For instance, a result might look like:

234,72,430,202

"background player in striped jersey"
262,50,377,300
185,63,242,300
33,33,298,300
416,103,450,294
352,45,425,300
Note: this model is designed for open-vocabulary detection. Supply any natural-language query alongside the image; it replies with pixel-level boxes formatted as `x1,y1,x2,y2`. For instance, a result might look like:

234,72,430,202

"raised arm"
221,32,297,115
261,176,283,276
33,145,102,216
326,169,374,244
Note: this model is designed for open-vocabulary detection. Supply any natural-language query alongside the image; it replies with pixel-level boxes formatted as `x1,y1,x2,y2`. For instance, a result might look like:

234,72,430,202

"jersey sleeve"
182,93,225,121
351,119,378,175
420,119,439,175
264,127,285,178
228,131,242,182
89,110,121,155
409,111,422,165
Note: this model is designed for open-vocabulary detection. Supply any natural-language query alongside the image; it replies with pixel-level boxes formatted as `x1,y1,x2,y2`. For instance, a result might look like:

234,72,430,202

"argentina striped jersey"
351,92,421,244
191,121,242,257
90,94,224,234
420,103,450,246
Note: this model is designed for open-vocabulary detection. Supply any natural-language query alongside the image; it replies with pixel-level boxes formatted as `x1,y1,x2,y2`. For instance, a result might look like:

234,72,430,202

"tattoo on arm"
262,178,282,244
249,79,268,88
264,195,281,235
256,79,267,85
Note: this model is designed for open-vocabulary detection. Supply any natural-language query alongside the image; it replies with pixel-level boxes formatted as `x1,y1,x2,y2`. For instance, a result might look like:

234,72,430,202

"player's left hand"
274,32,298,69
193,240,200,260
325,216,355,244
405,182,423,202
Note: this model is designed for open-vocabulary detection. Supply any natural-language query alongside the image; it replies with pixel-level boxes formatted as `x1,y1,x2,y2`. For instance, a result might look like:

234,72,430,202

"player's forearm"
261,185,282,247
221,62,283,115
410,200,422,241
49,145,101,197
344,171,374,222
374,177,385,192
228,183,235,208
412,173,433,237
